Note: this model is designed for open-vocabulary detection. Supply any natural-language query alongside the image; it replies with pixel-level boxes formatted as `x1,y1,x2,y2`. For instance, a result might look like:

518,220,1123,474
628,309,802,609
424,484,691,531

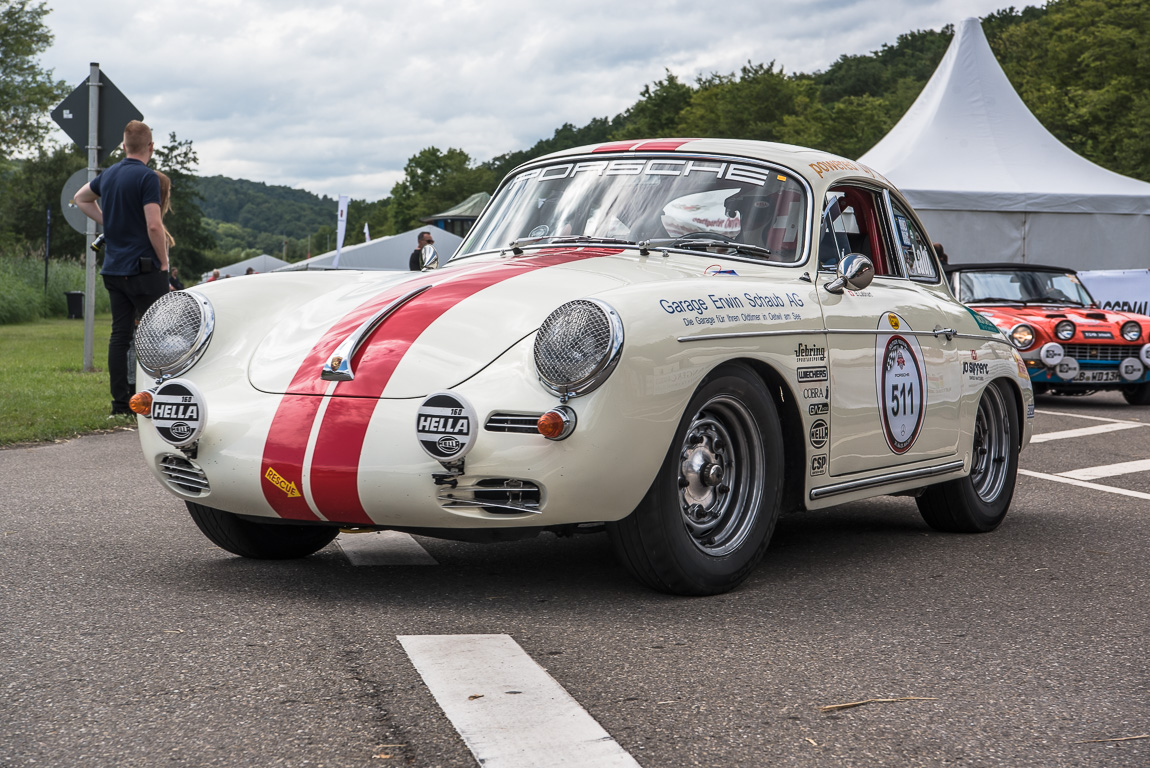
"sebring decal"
260,249,619,523
875,314,926,455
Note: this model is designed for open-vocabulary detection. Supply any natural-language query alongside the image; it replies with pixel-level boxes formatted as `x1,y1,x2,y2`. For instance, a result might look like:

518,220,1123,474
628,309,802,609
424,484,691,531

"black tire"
607,364,783,595
186,501,339,559
1121,382,1150,405
916,381,1019,533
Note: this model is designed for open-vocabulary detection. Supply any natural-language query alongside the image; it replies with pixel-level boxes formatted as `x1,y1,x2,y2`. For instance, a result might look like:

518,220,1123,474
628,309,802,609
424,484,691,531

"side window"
822,186,900,277
890,202,938,281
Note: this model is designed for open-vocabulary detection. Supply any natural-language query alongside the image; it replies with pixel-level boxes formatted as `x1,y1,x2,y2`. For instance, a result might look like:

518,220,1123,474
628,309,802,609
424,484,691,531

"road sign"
60,169,95,235
51,70,142,163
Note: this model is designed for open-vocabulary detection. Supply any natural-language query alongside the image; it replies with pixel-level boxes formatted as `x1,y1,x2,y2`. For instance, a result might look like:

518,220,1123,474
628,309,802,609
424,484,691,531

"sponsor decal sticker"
810,454,827,476
808,402,828,416
704,264,739,276
809,419,828,449
795,342,826,363
963,360,990,380
416,392,478,462
967,307,999,333
802,385,828,400
151,378,206,447
264,467,301,498
1082,330,1114,339
875,314,926,455
797,366,828,383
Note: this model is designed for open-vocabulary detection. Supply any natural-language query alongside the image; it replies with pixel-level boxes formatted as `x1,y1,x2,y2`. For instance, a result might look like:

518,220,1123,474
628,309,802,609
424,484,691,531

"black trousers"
103,271,168,413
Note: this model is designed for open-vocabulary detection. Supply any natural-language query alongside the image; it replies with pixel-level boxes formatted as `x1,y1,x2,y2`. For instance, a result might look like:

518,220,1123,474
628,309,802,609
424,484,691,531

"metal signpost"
51,64,143,372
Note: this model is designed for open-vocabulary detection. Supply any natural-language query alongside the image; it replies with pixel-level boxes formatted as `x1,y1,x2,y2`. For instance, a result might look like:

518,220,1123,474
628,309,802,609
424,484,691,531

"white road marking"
1019,469,1150,502
1029,422,1142,443
337,531,437,565
398,634,641,768
1058,459,1150,481
1037,409,1144,425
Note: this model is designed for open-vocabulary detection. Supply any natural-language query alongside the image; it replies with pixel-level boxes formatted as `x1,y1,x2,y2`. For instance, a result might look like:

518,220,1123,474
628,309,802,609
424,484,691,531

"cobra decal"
259,249,620,523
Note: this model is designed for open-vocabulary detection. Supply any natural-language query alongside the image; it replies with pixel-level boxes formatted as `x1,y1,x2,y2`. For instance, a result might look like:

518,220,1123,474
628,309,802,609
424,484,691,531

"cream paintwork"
137,138,1034,530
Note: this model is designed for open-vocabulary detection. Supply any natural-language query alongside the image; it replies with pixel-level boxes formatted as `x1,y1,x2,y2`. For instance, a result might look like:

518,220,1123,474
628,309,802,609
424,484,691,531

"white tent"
275,227,464,272
200,253,290,282
859,18,1150,269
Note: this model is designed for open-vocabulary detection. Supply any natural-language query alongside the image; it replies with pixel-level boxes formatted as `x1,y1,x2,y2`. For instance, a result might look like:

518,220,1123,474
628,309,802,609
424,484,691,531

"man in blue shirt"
74,120,170,416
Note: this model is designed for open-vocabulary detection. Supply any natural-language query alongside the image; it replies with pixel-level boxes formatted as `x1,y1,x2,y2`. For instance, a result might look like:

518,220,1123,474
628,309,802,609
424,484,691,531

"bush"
0,247,111,324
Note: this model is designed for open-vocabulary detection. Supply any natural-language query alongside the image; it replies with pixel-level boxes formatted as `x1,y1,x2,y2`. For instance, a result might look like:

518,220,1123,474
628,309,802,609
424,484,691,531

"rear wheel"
607,364,783,595
186,501,338,559
916,381,1019,533
1121,382,1150,405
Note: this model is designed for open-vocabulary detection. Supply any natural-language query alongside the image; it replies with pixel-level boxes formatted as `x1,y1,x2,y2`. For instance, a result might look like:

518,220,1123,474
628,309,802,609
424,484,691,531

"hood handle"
321,284,432,382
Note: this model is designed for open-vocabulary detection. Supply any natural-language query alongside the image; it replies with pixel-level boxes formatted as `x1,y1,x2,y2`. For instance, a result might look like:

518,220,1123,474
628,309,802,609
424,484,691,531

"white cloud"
39,0,1013,199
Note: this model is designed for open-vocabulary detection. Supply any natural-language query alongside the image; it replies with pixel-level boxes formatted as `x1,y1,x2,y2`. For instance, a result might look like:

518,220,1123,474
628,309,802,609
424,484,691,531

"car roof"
944,262,1075,275
524,138,893,190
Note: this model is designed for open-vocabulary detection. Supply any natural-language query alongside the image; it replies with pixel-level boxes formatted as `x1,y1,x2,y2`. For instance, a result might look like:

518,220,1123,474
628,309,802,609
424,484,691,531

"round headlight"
135,291,215,380
1055,320,1075,340
1010,324,1035,349
534,299,623,399
1121,321,1142,342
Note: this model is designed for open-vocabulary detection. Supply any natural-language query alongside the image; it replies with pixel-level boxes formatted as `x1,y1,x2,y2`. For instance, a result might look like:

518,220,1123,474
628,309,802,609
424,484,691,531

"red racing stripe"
633,139,696,151
592,140,644,153
261,249,618,523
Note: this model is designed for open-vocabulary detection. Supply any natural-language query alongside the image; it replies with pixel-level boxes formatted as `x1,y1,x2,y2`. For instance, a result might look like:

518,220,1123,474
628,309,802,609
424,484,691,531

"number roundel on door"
875,314,926,455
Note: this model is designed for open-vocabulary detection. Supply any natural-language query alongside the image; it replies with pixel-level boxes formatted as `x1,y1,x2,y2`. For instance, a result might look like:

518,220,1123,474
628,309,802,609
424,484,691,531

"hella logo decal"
417,392,478,462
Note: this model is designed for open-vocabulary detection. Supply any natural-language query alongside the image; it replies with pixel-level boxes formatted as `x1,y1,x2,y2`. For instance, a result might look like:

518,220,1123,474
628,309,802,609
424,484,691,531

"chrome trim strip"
678,329,1005,344
321,284,432,381
809,459,965,500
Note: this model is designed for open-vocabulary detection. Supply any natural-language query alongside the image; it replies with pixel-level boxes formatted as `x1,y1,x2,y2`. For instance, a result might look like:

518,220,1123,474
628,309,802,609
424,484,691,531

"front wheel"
1121,382,1150,405
186,501,339,559
607,364,783,595
916,381,1019,533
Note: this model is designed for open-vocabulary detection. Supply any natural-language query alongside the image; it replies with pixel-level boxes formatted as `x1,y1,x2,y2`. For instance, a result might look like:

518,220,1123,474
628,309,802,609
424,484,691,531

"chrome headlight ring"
533,299,624,400
1121,321,1142,342
1009,323,1035,350
1054,320,1075,341
135,291,215,381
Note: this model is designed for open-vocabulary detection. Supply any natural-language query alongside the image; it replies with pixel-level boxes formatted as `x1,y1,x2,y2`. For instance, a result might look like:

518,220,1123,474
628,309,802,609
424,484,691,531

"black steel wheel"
186,501,338,559
608,364,783,595
916,381,1019,533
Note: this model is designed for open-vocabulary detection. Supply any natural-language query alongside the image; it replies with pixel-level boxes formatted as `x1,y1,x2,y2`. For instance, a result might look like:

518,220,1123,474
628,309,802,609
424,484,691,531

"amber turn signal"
536,406,576,440
129,390,153,416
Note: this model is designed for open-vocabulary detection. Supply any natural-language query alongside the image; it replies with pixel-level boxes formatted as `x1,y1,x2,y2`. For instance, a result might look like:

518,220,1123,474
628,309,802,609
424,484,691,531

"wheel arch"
722,357,807,516
993,375,1027,451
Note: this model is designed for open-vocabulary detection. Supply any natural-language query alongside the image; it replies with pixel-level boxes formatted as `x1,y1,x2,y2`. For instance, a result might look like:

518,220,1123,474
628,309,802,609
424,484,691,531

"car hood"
973,304,1142,337
248,248,644,398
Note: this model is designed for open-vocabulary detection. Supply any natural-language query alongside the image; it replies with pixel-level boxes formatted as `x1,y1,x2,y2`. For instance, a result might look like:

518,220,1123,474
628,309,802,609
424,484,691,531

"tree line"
2,0,1147,283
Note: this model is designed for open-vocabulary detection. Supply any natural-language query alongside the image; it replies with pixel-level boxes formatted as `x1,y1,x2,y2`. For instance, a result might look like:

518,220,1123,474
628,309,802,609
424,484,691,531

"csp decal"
875,314,926,455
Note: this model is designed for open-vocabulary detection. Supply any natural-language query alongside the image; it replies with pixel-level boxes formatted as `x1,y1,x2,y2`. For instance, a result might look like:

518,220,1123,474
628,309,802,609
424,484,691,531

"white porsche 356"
132,138,1034,595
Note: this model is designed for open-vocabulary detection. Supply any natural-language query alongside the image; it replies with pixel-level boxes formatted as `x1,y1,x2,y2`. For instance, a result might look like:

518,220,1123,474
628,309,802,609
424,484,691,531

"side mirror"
824,253,874,294
419,244,440,271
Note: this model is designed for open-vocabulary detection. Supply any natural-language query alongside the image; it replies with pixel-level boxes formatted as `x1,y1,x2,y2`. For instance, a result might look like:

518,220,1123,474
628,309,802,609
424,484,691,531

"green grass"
0,315,134,445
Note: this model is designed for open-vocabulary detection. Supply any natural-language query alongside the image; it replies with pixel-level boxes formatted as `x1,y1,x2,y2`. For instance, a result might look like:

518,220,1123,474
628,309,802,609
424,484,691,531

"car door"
814,185,963,478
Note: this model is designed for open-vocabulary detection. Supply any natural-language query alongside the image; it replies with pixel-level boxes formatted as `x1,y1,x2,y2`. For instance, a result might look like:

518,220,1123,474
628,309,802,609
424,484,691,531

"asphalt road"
2,391,1148,767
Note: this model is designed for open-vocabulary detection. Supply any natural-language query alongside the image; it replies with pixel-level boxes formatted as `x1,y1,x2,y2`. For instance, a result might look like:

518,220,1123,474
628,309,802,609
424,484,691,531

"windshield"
457,155,809,263
955,270,1095,306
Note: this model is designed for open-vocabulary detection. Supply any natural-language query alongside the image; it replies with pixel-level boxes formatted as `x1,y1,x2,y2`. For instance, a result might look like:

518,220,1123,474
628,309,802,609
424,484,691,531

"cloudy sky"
39,0,1015,201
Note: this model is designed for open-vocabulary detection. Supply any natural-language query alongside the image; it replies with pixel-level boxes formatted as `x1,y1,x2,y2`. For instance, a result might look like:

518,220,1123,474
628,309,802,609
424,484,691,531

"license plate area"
1072,369,1120,383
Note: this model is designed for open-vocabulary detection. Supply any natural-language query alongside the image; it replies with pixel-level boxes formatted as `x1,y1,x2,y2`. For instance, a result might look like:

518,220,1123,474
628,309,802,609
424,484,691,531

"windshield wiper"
642,236,774,260
969,296,1022,303
508,235,636,254
1034,296,1086,306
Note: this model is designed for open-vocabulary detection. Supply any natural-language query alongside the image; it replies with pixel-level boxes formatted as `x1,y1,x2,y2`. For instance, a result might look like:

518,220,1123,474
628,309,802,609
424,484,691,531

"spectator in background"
409,231,435,271
169,267,184,291
207,269,220,282
73,120,169,417
245,267,256,275
933,242,949,265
